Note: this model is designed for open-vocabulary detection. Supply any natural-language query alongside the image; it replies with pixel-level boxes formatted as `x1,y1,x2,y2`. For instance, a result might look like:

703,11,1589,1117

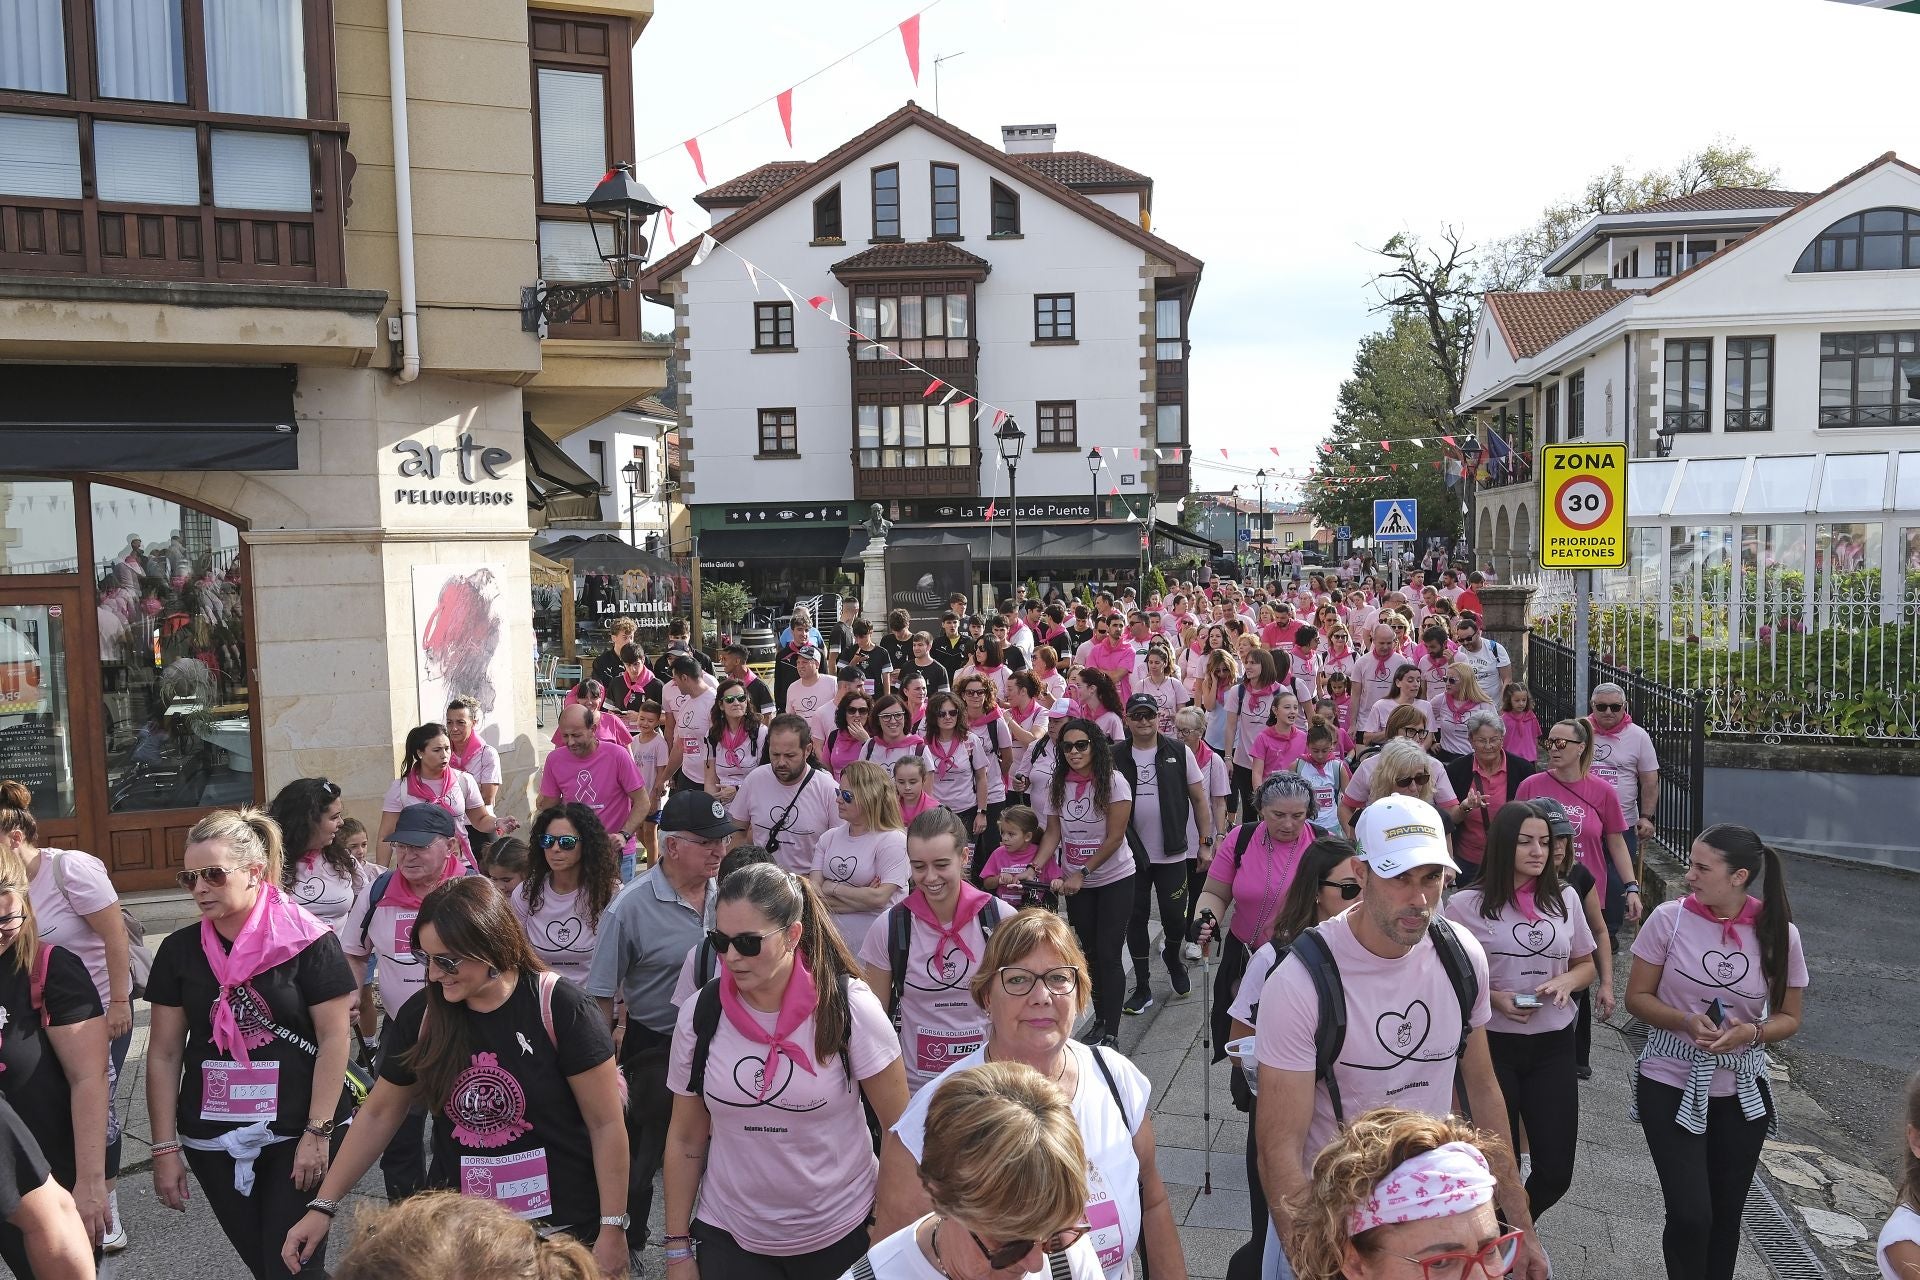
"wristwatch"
601,1214,632,1230
303,1119,336,1138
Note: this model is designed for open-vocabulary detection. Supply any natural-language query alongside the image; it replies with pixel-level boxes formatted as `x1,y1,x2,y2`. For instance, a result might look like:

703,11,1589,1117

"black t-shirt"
0,946,101,1186
906,658,949,693
931,635,970,676
0,1094,51,1226
847,645,893,691
1066,624,1094,652
1566,863,1597,905
880,632,915,673
380,972,615,1226
145,929,357,1139
740,673,777,717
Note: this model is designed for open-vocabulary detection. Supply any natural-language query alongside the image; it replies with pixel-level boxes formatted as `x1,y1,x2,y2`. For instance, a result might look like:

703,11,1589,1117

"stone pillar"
1478,583,1536,685
861,539,889,620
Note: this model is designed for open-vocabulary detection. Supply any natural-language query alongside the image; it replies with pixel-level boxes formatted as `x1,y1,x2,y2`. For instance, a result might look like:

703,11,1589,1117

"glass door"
0,594,84,841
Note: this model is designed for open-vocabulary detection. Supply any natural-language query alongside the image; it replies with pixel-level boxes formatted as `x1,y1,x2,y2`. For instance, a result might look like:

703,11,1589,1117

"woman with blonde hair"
331,1190,598,1280
1431,663,1494,761
810,760,910,951
855,1060,1105,1278
1365,739,1441,808
1286,1107,1516,1280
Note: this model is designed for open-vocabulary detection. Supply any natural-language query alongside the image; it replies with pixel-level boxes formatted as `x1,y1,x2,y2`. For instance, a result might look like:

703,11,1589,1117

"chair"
554,662,585,696
534,656,560,727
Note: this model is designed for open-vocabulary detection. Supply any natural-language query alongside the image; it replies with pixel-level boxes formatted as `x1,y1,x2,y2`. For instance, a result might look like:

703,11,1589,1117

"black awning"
532,532,682,577
0,363,298,471
843,521,1143,566
699,526,852,567
523,415,604,510
1153,519,1223,554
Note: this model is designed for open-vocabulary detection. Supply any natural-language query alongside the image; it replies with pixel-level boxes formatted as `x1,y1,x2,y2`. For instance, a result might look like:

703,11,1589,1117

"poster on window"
413,565,513,743
885,544,971,622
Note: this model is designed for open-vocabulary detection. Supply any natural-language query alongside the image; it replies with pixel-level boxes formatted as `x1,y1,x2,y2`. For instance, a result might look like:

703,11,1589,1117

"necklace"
927,1216,952,1277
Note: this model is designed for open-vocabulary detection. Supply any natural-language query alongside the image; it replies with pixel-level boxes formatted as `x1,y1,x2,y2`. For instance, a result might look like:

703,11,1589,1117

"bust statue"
863,502,892,541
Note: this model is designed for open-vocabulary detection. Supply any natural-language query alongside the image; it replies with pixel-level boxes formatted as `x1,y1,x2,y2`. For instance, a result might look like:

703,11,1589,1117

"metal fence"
1527,633,1707,863
1520,566,1920,744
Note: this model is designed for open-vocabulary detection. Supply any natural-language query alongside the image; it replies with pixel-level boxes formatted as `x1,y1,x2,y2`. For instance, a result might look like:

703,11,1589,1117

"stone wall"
1703,739,1920,871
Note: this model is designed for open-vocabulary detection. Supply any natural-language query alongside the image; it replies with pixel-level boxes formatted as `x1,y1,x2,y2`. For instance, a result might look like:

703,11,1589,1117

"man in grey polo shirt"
586,789,734,1251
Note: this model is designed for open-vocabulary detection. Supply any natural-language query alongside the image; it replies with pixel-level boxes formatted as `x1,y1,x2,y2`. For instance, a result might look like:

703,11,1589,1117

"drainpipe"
387,0,421,384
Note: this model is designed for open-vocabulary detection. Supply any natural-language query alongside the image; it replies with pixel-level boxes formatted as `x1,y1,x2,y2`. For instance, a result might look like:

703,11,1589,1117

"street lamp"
1255,468,1269,587
1459,434,1483,569
620,458,643,547
521,163,666,333
996,415,1026,603
1086,446,1102,515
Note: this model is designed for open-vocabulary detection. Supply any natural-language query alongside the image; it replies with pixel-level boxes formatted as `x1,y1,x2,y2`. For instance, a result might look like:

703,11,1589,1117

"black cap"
1532,798,1575,839
794,645,821,663
1125,693,1161,718
659,790,741,840
389,802,457,846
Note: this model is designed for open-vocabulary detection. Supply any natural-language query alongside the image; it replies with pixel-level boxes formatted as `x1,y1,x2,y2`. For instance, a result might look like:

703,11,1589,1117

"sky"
628,0,1920,504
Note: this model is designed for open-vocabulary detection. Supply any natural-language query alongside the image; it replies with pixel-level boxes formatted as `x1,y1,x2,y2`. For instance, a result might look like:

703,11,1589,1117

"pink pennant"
684,138,707,185
1270,446,1280,455
984,498,997,520
1320,443,1333,455
1171,448,1183,462
899,14,921,83
923,379,942,398
777,89,795,147
957,396,975,408
1380,439,1392,452
1442,434,1458,447
1131,447,1141,460
1109,485,1121,495
1221,448,1230,459
992,408,1007,428
663,207,676,244
808,295,830,310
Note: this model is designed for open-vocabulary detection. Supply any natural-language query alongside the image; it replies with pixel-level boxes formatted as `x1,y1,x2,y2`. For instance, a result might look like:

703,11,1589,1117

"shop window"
1814,522,1881,594
90,486,253,814
0,602,77,819
0,479,79,574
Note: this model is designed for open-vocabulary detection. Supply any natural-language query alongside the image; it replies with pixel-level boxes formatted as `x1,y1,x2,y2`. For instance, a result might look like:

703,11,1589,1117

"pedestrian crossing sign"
1372,499,1417,542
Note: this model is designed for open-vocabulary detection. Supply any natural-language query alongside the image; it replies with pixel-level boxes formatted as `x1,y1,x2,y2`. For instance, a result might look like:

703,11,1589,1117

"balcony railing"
1724,407,1773,432
853,453,979,500
1662,407,1709,434
1156,460,1190,497
1817,403,1920,428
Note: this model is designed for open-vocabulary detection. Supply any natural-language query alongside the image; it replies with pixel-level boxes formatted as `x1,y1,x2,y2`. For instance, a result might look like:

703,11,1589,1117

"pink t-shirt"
665,975,899,1253
815,825,910,951
923,733,989,811
980,845,1061,904
1433,696,1491,757
856,901,993,1092
1501,711,1542,762
1588,722,1659,823
1249,726,1308,779
708,724,765,792
1515,772,1625,882
967,717,1013,804
1342,755,1459,809
538,741,645,839
1230,683,1280,767
863,736,929,779
1632,900,1807,1096
1088,710,1126,744
783,677,837,745
28,848,119,1007
1126,742,1204,864
549,709,633,750
336,873,439,1011
665,684,718,784
1444,886,1596,1035
381,769,485,844
1351,652,1401,716
1416,649,1455,701
1255,909,1492,1170
1205,823,1314,945
509,881,603,986
727,765,841,875
630,732,670,798
286,852,373,926
1053,771,1133,889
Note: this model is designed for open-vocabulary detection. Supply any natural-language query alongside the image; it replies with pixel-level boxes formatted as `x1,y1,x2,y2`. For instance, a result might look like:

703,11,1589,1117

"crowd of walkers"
2,568,1915,1280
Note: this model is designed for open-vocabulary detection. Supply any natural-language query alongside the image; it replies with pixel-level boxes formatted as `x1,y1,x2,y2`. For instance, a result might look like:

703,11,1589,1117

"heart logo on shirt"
929,946,965,984
1375,1001,1432,1057
1511,921,1553,956
293,877,326,904
731,1052,789,1102
1063,796,1094,823
545,917,583,949
827,855,857,882
1701,949,1750,989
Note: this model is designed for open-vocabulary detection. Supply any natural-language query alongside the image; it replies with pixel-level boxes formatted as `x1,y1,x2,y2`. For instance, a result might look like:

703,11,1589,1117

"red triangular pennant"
683,138,707,185
923,379,942,399
1380,439,1392,452
899,15,921,84
777,89,795,147
984,499,997,520
807,295,830,310
663,207,676,244
1442,434,1458,447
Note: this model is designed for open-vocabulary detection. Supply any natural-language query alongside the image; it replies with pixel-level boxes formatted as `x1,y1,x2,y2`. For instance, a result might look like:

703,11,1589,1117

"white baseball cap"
1354,794,1458,877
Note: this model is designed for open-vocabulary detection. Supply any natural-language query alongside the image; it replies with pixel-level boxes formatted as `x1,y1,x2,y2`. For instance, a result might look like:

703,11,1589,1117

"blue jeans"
620,849,637,883
1262,1220,1297,1280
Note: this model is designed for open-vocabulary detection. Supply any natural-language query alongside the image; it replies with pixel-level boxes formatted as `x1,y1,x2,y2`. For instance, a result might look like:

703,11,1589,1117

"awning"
843,522,1144,565
1153,519,1223,555
0,363,298,471
699,526,851,567
532,532,682,577
523,414,604,512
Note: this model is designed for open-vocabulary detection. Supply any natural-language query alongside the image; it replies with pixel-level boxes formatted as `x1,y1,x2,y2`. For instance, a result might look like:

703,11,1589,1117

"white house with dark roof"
1458,152,1920,592
637,104,1205,602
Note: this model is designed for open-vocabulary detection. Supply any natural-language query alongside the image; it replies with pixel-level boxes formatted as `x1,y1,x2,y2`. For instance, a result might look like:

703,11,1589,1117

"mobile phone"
1512,993,1542,1009
1706,998,1727,1027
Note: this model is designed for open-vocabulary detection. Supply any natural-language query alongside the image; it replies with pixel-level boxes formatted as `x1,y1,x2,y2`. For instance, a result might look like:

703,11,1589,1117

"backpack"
357,870,400,952
1286,917,1479,1125
687,971,855,1098
885,898,1002,1018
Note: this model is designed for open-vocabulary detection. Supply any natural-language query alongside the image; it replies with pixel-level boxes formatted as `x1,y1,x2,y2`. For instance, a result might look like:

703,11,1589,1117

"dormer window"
991,181,1021,235
813,186,842,242
1796,208,1920,272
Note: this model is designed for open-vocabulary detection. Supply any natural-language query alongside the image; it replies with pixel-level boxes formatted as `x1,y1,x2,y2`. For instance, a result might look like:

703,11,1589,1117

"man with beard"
536,704,650,852
726,714,840,875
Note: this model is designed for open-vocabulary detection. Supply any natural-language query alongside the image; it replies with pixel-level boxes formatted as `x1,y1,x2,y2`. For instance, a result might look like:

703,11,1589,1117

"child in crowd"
1877,1070,1920,1278
978,805,1058,909
893,756,935,823
1325,670,1355,734
1501,682,1543,761
325,816,385,1057
482,836,529,897
1293,722,1349,836
628,699,670,867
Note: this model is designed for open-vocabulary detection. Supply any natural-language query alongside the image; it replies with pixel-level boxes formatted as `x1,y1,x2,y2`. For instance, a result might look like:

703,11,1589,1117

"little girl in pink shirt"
978,805,1061,905
1501,683,1542,761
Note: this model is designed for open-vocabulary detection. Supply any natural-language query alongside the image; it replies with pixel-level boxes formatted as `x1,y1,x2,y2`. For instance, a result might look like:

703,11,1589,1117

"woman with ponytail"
662,863,907,1280
146,808,358,1278
270,777,368,926
284,876,628,1277
1626,823,1807,1280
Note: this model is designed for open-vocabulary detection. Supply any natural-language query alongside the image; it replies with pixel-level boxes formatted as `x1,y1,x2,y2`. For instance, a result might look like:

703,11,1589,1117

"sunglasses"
704,927,781,957
1396,771,1432,788
317,779,341,800
1061,739,1094,752
837,788,856,804
1547,737,1583,748
176,865,243,889
409,949,468,975
1593,703,1624,712
1445,676,1460,685
964,689,987,697
539,834,580,851
1319,879,1363,900
722,693,748,704
1126,709,1158,720
968,1222,1094,1269
847,706,870,714
936,709,960,719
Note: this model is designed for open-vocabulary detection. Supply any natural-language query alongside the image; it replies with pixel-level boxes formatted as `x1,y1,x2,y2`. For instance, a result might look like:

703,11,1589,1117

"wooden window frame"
930,161,960,239
754,300,794,351
1033,292,1075,342
757,408,799,457
870,164,900,241
990,180,1020,236
529,7,637,340
1035,400,1077,450
812,185,842,243
1663,338,1712,434
1567,370,1586,439
1724,336,1773,432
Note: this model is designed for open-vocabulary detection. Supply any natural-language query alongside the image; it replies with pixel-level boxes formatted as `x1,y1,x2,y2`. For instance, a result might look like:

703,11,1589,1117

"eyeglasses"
936,709,960,719
1374,1228,1523,1279
1593,702,1624,712
539,834,580,851
721,694,748,704
878,711,906,721
837,788,856,804
1396,771,1432,788
409,949,469,975
1061,738,1094,752
1319,879,1363,901
0,912,28,928
964,1221,1094,1269
176,865,242,889
704,927,782,957
995,965,1080,996
1546,736,1583,749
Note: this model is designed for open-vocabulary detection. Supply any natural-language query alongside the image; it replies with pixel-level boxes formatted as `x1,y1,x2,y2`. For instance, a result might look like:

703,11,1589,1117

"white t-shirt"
846,1217,1105,1280
815,825,910,954
1135,675,1191,735
708,724,766,792
1444,886,1595,1036
924,733,989,812
665,683,719,783
510,881,604,987
855,899,992,1093
1878,1203,1920,1280
1054,771,1134,890
1128,742,1204,864
381,770,484,838
285,853,373,926
728,764,841,875
337,874,438,1013
784,677,838,745
893,1041,1149,1280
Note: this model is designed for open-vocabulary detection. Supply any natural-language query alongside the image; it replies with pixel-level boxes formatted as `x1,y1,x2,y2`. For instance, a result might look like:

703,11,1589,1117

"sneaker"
1168,963,1192,999
1122,986,1154,1016
1098,1033,1120,1049
1182,940,1202,963
1077,1021,1107,1045
102,1189,126,1254
1575,1063,1593,1081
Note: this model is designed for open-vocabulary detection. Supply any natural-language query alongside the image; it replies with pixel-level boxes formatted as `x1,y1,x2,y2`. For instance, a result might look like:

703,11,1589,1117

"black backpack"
1286,917,1479,1124
687,971,855,1097
884,898,1002,1018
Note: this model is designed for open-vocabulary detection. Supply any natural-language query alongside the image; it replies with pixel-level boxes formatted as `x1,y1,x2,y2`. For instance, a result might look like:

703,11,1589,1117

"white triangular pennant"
693,234,716,267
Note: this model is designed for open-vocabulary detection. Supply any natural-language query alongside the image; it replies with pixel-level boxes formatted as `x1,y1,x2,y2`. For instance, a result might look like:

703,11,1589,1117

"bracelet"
1623,882,1641,894
150,1141,182,1158
307,1199,340,1218
661,1234,695,1243
109,998,131,1004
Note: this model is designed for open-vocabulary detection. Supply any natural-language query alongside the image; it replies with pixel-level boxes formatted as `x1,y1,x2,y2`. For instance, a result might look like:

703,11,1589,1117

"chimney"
1000,124,1057,155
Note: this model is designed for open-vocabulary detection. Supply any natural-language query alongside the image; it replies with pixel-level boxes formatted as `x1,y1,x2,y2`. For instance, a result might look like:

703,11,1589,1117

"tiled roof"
1007,150,1148,188
626,395,675,419
694,161,810,205
831,241,992,272
1484,290,1633,359
1635,187,1817,214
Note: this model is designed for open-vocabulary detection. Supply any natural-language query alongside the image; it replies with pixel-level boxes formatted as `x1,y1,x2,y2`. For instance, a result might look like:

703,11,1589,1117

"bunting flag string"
899,13,922,83
776,89,795,148
682,138,706,186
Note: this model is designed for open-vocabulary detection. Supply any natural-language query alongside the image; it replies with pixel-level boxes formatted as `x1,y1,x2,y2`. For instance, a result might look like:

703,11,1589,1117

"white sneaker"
1519,1153,1533,1184
102,1189,127,1253
1182,941,1202,963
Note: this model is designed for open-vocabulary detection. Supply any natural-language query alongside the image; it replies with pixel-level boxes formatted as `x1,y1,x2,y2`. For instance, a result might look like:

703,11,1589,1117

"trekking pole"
1196,908,1217,1196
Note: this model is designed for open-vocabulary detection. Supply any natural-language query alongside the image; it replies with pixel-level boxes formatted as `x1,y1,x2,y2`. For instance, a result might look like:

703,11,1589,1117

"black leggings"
183,1140,328,1278
1127,853,1192,984
1486,1024,1579,1218
1066,874,1134,1035
1230,763,1257,826
1636,1075,1774,1280
692,1216,870,1280
1226,1095,1267,1280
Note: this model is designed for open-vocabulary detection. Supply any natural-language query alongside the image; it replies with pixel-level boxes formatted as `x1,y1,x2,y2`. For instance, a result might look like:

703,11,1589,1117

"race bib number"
1061,844,1095,874
914,1026,986,1077
1086,1165,1127,1271
391,908,419,958
461,1148,553,1220
201,1059,280,1122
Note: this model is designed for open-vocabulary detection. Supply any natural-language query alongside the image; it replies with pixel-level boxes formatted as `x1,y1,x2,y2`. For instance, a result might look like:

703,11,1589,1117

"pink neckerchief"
1590,711,1636,736
718,954,818,1099
407,767,473,868
904,881,992,963
1513,881,1542,924
719,722,754,754
202,884,330,1066
1191,739,1214,768
1009,702,1042,731
927,732,967,777
448,732,484,773
1064,768,1096,802
1682,892,1759,946
381,857,460,911
899,792,936,822
1366,652,1397,682
1445,692,1481,717
828,731,864,772
969,706,1004,728
877,733,927,756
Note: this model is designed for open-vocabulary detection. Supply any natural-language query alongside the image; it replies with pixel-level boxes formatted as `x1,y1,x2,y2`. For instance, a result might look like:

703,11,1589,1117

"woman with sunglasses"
858,1061,1105,1279
377,722,518,872
0,843,113,1264
663,864,907,1280
704,678,768,806
512,804,621,988
877,910,1185,1280
1340,708,1459,826
1357,664,1431,749
1223,835,1362,1280
960,675,1018,874
1431,663,1494,762
1515,719,1642,941
285,877,629,1278
1031,721,1134,1048
923,690,992,837
824,691,875,781
811,761,910,954
148,809,357,1279
1443,804,1596,1220
961,637,1013,703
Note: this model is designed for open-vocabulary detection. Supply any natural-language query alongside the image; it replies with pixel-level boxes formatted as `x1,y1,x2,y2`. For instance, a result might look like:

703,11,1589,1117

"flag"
683,138,707,185
744,261,762,294
939,386,961,405
776,89,795,147
984,498,997,520
923,378,942,398
663,207,676,244
693,234,717,267
899,14,922,82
